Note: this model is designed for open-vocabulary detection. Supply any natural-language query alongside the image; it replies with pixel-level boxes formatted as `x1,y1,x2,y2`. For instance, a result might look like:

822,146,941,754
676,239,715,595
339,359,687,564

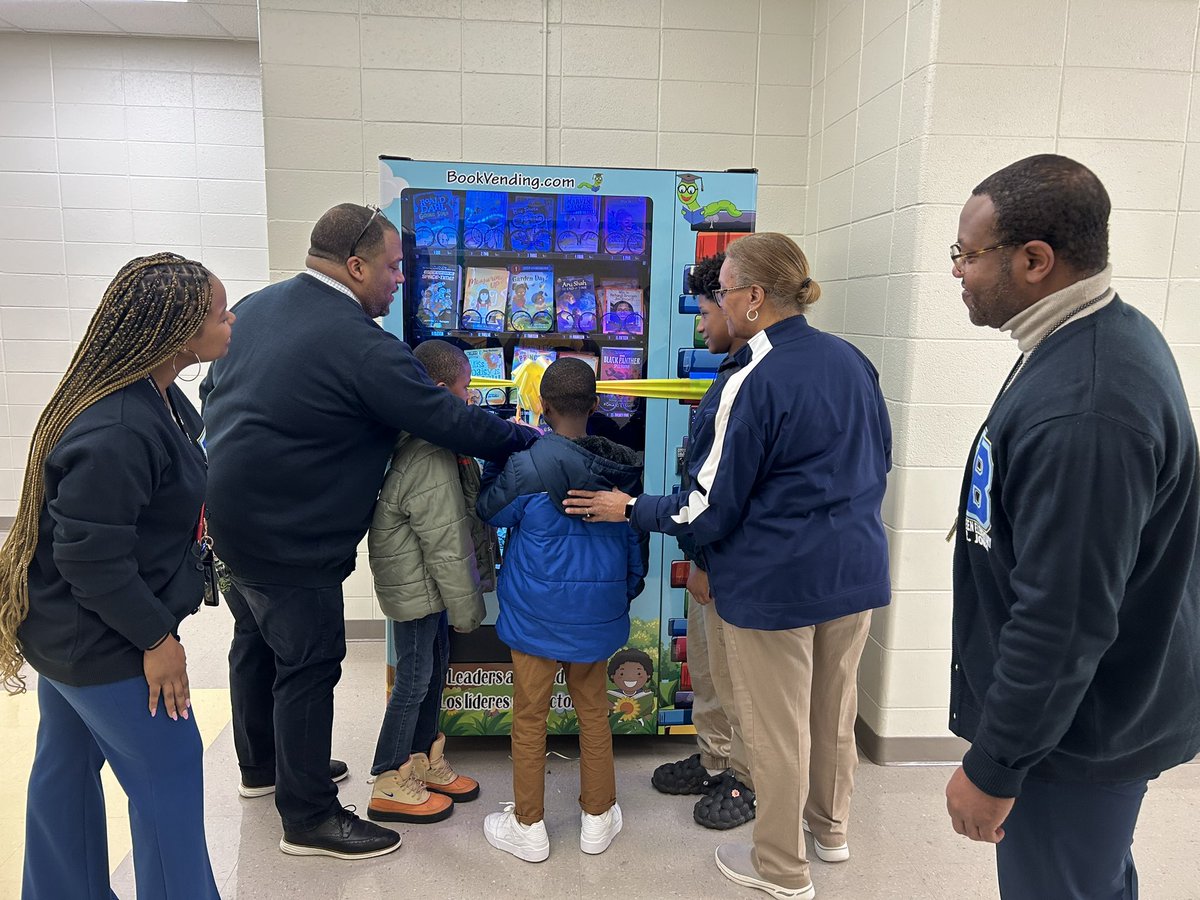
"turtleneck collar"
1001,264,1114,353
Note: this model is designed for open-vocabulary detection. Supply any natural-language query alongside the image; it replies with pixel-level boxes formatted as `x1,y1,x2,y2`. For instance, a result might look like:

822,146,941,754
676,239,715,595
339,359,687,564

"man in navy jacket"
947,155,1200,899
202,204,535,860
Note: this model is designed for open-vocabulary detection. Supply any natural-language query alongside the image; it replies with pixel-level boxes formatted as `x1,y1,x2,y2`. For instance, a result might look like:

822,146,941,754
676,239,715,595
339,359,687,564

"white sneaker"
715,842,815,900
580,802,622,855
483,802,550,863
802,818,850,863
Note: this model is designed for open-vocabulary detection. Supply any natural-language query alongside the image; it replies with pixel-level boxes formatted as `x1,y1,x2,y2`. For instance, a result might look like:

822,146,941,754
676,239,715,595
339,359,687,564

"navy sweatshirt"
952,297,1200,797
632,315,892,630
200,274,535,587
20,379,207,685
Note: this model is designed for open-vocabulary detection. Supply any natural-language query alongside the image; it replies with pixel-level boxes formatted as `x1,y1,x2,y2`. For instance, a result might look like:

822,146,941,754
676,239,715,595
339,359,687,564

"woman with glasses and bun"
1,253,234,899
565,232,891,900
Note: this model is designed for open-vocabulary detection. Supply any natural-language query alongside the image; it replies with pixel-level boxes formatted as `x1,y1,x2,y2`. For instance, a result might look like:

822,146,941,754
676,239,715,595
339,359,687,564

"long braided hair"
0,253,213,692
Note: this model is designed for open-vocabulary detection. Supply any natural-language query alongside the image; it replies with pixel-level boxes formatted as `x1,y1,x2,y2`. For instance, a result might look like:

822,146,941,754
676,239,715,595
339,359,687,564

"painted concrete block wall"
256,0,817,619
840,0,1200,742
0,32,269,517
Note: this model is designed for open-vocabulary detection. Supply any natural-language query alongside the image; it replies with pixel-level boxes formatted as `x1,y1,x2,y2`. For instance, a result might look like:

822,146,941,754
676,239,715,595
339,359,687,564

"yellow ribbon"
468,376,714,401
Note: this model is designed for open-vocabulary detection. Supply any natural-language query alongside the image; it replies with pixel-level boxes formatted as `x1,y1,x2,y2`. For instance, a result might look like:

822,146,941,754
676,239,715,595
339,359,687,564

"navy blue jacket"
632,315,892,630
676,354,742,572
952,298,1200,797
478,434,646,663
20,380,207,685
200,273,535,587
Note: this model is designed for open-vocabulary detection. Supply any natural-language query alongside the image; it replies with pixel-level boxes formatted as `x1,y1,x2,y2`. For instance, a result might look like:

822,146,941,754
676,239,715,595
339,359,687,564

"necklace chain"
1001,289,1110,393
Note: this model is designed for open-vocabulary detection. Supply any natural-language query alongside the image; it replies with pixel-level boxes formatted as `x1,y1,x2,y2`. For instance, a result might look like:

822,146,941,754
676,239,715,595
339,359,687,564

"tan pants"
724,609,873,889
692,599,752,784
510,649,616,826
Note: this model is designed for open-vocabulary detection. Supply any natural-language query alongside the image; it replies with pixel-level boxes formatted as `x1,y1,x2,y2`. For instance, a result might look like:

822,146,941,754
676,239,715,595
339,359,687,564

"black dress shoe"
239,759,350,798
280,805,402,859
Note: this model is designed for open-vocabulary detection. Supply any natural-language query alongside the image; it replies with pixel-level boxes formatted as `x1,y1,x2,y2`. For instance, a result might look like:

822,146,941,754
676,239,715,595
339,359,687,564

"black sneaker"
693,773,756,830
240,759,350,798
280,805,402,860
651,753,711,795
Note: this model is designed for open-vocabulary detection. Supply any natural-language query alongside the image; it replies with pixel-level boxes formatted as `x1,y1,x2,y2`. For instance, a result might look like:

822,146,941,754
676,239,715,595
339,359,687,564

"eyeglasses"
949,241,1020,269
349,205,383,259
712,284,753,305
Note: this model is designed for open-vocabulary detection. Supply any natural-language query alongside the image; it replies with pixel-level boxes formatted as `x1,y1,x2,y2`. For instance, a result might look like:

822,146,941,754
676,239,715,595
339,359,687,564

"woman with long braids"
0,253,234,899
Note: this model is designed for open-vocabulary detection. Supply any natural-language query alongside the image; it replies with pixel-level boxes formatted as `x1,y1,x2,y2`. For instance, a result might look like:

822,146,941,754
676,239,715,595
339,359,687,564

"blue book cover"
413,262,460,330
507,264,555,332
555,273,597,333
464,347,507,407
509,194,556,253
555,194,600,253
412,190,460,249
463,191,507,250
602,196,648,255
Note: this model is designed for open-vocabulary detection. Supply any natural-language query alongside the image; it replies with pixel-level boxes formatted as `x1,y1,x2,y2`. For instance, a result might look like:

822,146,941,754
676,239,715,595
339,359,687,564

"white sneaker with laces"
483,802,550,863
802,818,850,863
580,802,622,854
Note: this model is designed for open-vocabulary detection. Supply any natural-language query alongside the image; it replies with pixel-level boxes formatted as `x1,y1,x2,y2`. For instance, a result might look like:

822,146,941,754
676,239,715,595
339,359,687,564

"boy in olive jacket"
366,340,494,824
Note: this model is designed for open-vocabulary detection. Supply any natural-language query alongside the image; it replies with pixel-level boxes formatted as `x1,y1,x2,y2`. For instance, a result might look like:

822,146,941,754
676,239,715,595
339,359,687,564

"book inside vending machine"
378,157,757,736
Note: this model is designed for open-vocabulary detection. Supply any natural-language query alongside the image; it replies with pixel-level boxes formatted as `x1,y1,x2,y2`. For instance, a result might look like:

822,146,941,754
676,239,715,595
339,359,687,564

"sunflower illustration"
613,696,640,720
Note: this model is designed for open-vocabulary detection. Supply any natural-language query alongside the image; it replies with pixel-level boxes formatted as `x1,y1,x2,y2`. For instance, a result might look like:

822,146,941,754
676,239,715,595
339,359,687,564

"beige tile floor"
5,604,1200,899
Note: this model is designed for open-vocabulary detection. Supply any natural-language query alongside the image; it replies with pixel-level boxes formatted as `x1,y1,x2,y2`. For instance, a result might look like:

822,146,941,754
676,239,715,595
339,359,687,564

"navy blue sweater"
478,434,646,663
201,274,535,587
632,315,892,630
952,297,1200,797
20,380,207,685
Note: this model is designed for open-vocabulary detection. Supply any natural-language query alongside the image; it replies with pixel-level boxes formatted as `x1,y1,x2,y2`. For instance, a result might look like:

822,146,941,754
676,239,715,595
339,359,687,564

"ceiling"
0,0,258,41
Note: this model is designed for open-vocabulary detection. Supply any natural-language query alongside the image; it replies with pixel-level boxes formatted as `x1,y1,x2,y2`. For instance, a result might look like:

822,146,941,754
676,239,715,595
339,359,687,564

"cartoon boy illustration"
607,648,654,699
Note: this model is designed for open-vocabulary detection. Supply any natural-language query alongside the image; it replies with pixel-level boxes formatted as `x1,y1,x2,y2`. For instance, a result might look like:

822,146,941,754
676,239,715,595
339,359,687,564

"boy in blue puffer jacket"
477,358,645,864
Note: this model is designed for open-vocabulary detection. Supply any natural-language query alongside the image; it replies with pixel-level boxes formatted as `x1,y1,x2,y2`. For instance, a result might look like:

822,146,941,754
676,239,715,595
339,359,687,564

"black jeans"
225,576,346,831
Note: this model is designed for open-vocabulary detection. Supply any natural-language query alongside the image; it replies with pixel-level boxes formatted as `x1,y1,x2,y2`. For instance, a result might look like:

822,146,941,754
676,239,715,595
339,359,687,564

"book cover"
509,194,556,253
559,351,599,374
509,345,558,404
602,196,648,255
599,345,644,418
413,262,460,330
554,273,597,333
464,347,507,406
601,285,645,335
462,266,510,332
463,190,507,251
412,190,460,249
507,264,555,332
555,194,600,253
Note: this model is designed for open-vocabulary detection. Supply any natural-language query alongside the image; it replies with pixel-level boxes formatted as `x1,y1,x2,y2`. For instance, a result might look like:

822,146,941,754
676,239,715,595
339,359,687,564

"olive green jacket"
367,433,494,630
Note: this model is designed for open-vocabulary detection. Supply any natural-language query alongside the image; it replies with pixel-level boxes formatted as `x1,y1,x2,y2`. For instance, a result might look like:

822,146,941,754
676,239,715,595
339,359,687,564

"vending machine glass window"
399,188,653,452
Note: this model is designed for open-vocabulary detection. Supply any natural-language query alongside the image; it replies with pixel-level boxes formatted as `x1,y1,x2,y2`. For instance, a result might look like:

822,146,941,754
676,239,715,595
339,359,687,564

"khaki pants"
510,649,616,826
724,609,873,889
692,599,752,784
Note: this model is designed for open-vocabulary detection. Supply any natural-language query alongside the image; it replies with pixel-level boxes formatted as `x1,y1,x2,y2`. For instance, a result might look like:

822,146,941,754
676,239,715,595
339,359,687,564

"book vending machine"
378,157,757,736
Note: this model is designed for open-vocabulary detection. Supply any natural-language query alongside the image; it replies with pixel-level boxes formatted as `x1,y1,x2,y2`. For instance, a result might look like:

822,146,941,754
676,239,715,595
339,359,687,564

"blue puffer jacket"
478,433,646,663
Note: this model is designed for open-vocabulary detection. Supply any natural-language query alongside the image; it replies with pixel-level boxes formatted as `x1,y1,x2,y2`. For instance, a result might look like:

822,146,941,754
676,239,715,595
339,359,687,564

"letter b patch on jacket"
964,428,993,551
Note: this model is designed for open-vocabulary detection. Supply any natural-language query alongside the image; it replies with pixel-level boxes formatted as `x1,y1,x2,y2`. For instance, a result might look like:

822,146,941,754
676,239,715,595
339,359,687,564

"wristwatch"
624,496,637,519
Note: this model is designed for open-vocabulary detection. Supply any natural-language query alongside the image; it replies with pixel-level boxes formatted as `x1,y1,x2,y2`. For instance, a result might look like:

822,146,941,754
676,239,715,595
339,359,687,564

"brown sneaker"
367,760,453,823
413,732,480,802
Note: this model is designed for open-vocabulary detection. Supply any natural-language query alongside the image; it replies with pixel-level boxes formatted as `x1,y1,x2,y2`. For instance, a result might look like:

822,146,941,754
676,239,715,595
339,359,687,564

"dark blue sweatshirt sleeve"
627,527,648,601
356,340,535,463
963,413,1157,798
47,425,179,650
630,411,763,546
477,454,527,526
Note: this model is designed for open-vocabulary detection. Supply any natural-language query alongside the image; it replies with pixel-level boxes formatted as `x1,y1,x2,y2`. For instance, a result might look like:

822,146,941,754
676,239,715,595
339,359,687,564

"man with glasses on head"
945,155,1200,899
201,203,537,861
